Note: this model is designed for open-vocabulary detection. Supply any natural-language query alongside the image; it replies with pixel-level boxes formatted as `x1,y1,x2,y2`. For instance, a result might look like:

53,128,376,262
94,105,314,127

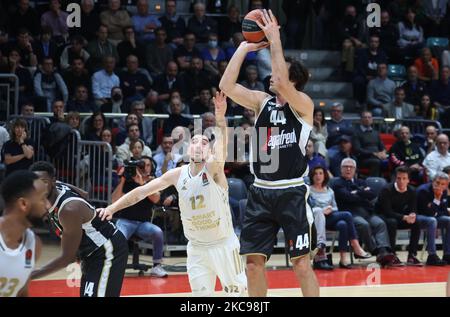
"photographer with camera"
112,155,168,277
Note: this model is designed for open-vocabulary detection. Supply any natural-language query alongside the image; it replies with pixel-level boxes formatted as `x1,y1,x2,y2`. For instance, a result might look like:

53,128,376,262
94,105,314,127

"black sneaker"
442,254,450,265
426,254,446,266
406,254,423,266
389,255,405,267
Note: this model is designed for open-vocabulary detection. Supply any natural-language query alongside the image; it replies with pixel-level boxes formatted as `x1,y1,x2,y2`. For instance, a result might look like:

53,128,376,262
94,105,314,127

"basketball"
242,9,266,43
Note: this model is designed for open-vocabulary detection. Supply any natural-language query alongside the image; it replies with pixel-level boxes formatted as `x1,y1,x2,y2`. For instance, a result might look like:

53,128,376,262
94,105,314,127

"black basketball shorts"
240,184,315,260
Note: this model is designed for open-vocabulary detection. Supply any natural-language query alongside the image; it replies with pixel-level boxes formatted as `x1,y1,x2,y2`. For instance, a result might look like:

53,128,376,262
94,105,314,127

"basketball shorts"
240,184,315,260
187,234,247,297
80,231,128,297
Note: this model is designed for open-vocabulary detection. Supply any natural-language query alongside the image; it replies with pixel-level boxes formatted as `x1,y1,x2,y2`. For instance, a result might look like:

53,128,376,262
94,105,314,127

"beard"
26,213,46,227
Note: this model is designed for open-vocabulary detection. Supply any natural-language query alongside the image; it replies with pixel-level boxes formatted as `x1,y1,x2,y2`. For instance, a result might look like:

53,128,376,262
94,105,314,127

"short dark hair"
395,166,410,177
29,161,56,178
127,123,140,133
1,170,39,206
443,166,450,174
10,118,29,141
285,57,309,91
308,166,329,187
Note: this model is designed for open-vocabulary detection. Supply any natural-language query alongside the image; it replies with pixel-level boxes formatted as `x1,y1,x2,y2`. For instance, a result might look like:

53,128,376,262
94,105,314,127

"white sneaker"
150,265,168,277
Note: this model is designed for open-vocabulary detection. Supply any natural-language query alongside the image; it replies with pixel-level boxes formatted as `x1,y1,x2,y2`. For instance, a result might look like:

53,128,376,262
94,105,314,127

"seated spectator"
187,2,218,43
92,56,120,107
421,0,448,37
85,111,107,142
129,139,145,161
86,24,119,72
120,55,151,103
100,0,132,44
0,124,10,160
132,0,161,44
112,156,168,277
376,167,422,266
389,126,424,184
310,108,328,158
181,57,213,103
117,26,146,68
60,35,90,71
353,111,387,177
10,28,37,70
9,0,41,37
153,135,182,177
218,5,242,43
33,26,57,65
329,135,357,177
116,124,152,163
163,90,190,115
66,111,81,131
190,88,213,115
162,97,192,135
66,85,96,113
326,102,354,155
423,134,450,180
384,87,415,119
174,32,201,71
159,0,186,46
306,139,327,171
201,112,216,133
414,47,439,83
79,0,101,42
397,8,424,60
1,118,34,176
429,66,450,116
366,63,396,116
422,125,438,155
129,100,154,146
40,0,69,42
63,58,92,98
309,166,371,270
416,172,450,265
34,57,69,112
240,65,265,92
333,158,395,266
144,90,164,114
48,99,66,125
401,66,427,111
145,28,174,77
101,87,125,113
418,94,438,119
116,113,140,146
7,49,33,101
376,10,400,63
200,33,226,77
153,61,184,104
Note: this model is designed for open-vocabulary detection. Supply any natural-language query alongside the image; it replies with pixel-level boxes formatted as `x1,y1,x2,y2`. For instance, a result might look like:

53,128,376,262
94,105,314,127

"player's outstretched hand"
240,40,269,53
97,207,113,221
255,9,280,42
213,91,227,118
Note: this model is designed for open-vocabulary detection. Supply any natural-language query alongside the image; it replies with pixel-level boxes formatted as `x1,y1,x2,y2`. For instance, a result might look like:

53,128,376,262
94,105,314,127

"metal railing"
394,119,443,134
0,74,19,119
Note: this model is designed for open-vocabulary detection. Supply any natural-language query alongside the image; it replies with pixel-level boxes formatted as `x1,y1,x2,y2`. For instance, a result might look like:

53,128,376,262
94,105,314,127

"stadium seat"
126,235,150,276
365,177,387,197
380,133,397,152
426,37,449,48
387,64,407,81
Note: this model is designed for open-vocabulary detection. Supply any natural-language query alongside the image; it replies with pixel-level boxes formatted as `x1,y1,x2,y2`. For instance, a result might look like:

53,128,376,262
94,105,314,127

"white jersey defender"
175,164,247,296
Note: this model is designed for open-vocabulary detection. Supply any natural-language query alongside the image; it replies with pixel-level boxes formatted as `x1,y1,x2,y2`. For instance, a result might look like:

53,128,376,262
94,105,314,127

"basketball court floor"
29,240,449,297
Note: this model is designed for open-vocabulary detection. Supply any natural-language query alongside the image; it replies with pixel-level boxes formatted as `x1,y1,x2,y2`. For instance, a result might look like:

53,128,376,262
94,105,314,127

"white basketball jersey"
175,165,234,246
0,229,36,297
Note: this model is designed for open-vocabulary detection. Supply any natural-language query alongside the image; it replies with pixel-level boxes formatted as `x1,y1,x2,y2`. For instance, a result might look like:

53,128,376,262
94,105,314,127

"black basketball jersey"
250,96,312,187
48,182,119,259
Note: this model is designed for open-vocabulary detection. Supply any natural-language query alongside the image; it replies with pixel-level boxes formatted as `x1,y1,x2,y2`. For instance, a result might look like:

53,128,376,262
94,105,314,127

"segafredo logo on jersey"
267,129,297,150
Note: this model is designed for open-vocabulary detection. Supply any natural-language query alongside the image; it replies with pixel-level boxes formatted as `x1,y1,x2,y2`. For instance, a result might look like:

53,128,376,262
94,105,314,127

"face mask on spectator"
208,40,218,48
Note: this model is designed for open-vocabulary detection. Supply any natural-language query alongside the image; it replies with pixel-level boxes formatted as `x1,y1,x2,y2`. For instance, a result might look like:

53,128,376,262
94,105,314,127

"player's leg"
246,254,268,297
186,243,217,297
102,232,128,297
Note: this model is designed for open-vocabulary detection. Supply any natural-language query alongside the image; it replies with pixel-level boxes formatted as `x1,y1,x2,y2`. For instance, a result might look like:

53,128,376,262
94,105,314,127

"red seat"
380,133,397,152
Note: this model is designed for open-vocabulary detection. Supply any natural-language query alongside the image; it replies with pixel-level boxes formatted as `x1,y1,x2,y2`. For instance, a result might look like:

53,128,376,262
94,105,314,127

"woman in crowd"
310,108,328,158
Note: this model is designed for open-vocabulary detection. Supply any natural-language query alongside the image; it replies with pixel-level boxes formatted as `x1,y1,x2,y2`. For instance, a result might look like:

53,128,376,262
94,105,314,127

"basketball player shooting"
98,91,247,297
219,9,320,297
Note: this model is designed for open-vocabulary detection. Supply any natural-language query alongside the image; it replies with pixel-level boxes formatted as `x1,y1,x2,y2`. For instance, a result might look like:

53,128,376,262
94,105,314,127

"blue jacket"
416,183,448,217
333,177,377,212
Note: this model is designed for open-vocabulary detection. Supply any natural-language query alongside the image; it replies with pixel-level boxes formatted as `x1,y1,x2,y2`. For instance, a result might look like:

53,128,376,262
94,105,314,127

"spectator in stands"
306,140,327,171
116,124,152,163
159,0,186,46
132,0,161,44
383,87,415,119
401,65,427,110
60,35,90,71
389,126,424,184
174,32,200,71
67,85,96,113
13,28,37,69
40,0,69,42
79,0,101,42
117,26,146,69
329,135,356,177
240,65,265,92
423,125,438,155
48,100,65,125
120,55,151,103
353,34,388,107
200,33,226,77
201,112,216,133
376,166,422,266
164,90,190,115
64,58,92,98
129,100,153,146
421,0,448,37
153,61,184,104
112,157,168,277
162,97,192,135
377,10,400,63
144,90,164,114
414,47,439,83
423,133,450,179
153,134,181,177
85,111,107,142
187,2,218,43
181,57,213,103
145,28,174,77
7,49,33,101
418,94,439,119
416,172,450,265
92,56,120,107
430,66,450,116
309,166,371,270
34,57,69,112
326,102,354,153
129,140,145,161
0,125,10,163
1,118,34,176
66,111,81,131
116,113,140,146
101,86,125,114
190,88,213,115
366,63,396,116
9,0,41,37
353,111,387,177
20,103,34,119
86,24,119,72
100,0,132,44
397,7,424,60
218,5,241,44
225,32,257,66
310,108,328,159
33,26,58,65
333,158,395,266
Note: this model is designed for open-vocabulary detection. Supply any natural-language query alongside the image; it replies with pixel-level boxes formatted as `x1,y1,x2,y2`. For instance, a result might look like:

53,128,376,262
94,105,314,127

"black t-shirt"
115,179,154,222
1,139,34,176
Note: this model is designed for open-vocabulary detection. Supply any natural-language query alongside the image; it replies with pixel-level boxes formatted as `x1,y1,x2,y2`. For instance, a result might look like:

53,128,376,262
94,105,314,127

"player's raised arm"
257,9,313,124
98,168,180,220
210,91,228,166
219,41,269,112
